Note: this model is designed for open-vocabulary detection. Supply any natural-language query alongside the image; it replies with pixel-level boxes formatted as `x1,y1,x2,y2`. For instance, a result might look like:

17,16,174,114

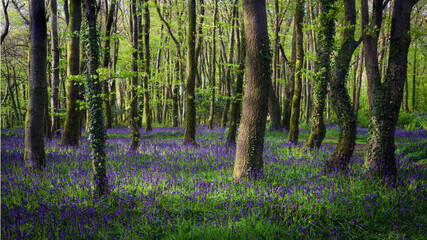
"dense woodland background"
1,0,426,131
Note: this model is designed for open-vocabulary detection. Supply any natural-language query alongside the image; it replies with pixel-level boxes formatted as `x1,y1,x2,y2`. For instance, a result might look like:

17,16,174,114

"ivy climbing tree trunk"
361,0,419,178
306,0,335,148
61,0,82,146
102,0,116,129
324,0,359,172
288,0,305,145
143,0,152,132
207,0,218,130
25,0,47,169
129,0,140,150
183,0,197,145
226,17,246,145
233,0,271,181
84,0,107,197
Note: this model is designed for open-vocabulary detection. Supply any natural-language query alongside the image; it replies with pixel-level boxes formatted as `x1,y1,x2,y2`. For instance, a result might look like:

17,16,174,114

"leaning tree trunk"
84,0,107,197
324,0,359,172
362,0,419,178
25,0,47,169
129,0,140,150
61,0,82,146
233,0,271,181
288,0,305,145
226,19,246,145
306,0,335,148
183,0,197,145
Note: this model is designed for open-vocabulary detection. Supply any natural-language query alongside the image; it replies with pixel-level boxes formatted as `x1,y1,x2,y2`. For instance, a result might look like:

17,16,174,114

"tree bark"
412,42,417,112
25,0,47,169
233,0,271,181
129,0,140,150
1,0,9,45
362,0,419,178
61,0,82,146
84,0,107,197
142,0,152,131
183,0,197,145
354,48,364,119
289,0,305,145
324,0,359,172
208,0,218,130
50,0,60,136
220,0,238,128
306,0,335,148
102,0,116,129
226,16,246,145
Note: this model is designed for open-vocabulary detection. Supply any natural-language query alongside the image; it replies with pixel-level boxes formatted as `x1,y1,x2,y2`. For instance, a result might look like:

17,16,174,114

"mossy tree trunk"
208,0,218,130
361,0,419,178
183,0,197,145
281,35,295,131
25,0,47,169
233,0,271,181
129,0,140,150
324,0,359,172
288,0,304,145
142,0,152,132
61,0,82,146
226,17,246,145
102,0,116,129
306,0,335,148
84,0,107,196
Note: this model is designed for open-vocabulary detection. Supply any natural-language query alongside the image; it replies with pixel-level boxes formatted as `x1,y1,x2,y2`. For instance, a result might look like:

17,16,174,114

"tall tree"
324,0,359,172
207,0,218,129
50,0,60,136
361,0,419,178
306,0,336,148
84,0,107,196
102,0,116,129
24,0,47,169
183,0,197,145
129,0,140,150
61,0,82,146
288,0,305,145
142,0,152,131
226,14,246,145
220,0,238,128
233,0,271,181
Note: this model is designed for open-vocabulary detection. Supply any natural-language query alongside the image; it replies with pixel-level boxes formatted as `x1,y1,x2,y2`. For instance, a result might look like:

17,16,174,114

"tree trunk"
233,0,271,181
1,0,9,44
362,0,418,178
269,0,281,130
61,0,82,146
412,42,417,112
143,0,152,131
129,0,140,150
25,0,47,169
220,1,238,128
84,0,107,197
208,0,218,130
226,17,246,145
324,0,359,172
289,0,305,145
306,0,336,148
354,48,364,119
102,0,116,129
183,0,197,145
50,0,60,136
